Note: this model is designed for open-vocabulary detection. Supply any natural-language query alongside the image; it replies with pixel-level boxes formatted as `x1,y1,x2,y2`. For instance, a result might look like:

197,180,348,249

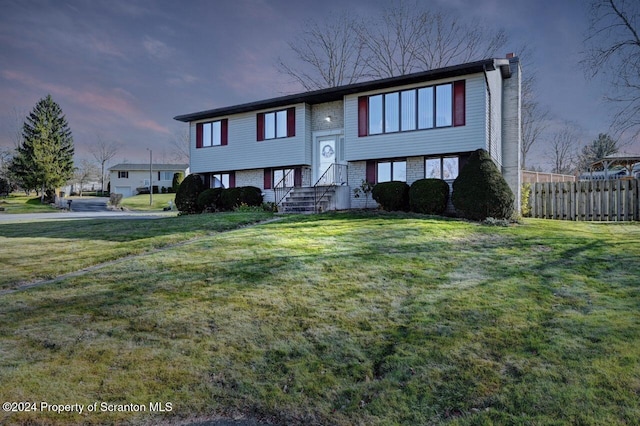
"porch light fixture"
325,115,332,122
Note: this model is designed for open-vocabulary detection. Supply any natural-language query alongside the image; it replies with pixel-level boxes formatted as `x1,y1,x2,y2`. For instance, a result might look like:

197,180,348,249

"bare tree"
521,97,549,170
170,128,190,163
582,0,640,136
357,2,428,79
73,159,99,196
277,12,368,90
547,123,581,174
279,1,508,87
91,135,119,194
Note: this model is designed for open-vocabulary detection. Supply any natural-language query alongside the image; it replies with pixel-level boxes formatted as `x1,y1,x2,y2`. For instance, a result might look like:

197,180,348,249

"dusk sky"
1,0,637,170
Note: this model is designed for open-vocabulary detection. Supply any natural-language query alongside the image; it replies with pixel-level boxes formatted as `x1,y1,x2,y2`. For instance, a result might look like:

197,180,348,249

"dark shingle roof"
109,163,188,172
174,58,512,123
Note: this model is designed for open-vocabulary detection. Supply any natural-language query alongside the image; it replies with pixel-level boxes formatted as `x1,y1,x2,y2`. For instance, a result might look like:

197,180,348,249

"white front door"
317,136,336,185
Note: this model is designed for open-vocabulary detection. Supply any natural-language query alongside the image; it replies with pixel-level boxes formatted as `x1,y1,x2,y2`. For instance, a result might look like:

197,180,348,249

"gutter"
483,64,492,157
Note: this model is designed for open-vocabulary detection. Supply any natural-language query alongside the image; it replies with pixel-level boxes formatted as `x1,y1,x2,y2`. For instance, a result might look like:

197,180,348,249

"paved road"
0,197,177,222
0,210,177,222
64,196,109,212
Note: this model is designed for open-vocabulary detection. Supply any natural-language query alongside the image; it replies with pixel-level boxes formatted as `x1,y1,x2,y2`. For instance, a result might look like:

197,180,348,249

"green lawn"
0,212,639,425
0,212,274,290
119,194,176,211
0,193,59,214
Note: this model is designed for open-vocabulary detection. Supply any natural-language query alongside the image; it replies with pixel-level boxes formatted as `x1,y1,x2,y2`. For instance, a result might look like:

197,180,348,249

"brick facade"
311,101,344,132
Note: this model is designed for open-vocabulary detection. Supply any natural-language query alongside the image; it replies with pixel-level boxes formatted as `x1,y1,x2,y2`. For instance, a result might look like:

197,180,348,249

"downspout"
483,64,492,157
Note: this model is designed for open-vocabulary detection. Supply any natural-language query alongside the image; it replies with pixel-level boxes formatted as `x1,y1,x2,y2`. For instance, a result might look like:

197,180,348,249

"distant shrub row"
372,149,515,220
175,174,263,214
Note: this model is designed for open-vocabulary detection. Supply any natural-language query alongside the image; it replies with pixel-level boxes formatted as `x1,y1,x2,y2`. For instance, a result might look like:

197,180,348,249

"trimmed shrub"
172,172,184,193
409,178,449,215
239,186,263,207
372,181,410,211
220,187,242,211
452,149,514,221
175,174,204,214
220,186,263,211
197,188,224,212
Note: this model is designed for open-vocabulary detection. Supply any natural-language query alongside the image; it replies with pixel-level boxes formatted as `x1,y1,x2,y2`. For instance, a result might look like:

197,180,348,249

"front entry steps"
279,187,336,214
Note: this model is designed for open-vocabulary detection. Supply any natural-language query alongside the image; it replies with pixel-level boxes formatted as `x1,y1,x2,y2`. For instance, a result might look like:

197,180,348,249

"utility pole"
148,149,153,206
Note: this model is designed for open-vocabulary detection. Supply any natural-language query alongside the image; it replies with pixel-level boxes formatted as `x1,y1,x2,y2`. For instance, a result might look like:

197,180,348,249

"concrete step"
279,186,336,214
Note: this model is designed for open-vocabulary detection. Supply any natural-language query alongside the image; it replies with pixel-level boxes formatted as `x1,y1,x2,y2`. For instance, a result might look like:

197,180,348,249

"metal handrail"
274,169,295,206
313,163,347,212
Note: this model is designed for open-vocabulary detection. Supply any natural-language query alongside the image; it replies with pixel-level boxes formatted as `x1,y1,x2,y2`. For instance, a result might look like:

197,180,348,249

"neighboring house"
108,164,189,198
174,56,521,213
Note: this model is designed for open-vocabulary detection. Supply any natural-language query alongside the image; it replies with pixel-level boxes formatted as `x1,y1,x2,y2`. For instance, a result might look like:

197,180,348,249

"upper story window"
257,107,296,141
196,119,228,148
358,80,465,137
118,171,128,179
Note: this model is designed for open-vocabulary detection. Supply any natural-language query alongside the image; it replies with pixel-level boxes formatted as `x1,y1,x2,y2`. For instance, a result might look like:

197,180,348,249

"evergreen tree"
11,95,74,202
576,133,619,172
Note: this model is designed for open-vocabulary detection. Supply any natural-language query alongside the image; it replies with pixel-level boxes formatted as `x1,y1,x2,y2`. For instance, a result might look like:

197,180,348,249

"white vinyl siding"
190,103,310,174
345,74,487,162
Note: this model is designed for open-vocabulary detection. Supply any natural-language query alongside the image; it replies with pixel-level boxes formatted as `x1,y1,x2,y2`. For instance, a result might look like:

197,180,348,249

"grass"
0,211,274,290
0,212,639,425
0,193,58,214
119,194,177,211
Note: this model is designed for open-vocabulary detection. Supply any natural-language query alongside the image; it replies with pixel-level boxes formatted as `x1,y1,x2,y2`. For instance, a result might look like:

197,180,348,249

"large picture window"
358,80,464,137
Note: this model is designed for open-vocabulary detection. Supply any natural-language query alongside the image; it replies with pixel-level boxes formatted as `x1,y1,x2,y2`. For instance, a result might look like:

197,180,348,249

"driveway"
0,196,180,222
65,196,109,212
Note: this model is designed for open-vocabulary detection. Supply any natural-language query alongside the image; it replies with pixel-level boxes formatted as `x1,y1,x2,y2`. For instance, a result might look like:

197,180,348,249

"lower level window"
273,169,295,188
426,156,459,180
212,173,230,188
377,160,406,183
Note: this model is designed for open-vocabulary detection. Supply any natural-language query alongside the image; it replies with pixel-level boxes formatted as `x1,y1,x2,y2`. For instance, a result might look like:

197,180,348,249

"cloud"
88,36,126,59
166,73,198,86
143,36,173,61
1,69,171,136
218,47,299,99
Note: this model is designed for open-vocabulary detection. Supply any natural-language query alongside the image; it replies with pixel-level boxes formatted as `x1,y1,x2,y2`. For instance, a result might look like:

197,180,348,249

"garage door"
114,186,132,198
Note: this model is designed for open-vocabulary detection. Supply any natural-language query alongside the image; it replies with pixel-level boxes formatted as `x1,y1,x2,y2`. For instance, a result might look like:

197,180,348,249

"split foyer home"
174,56,522,213
109,163,189,198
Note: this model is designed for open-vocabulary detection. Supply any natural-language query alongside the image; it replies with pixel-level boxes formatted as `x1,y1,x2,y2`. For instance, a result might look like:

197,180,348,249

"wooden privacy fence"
530,179,639,221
